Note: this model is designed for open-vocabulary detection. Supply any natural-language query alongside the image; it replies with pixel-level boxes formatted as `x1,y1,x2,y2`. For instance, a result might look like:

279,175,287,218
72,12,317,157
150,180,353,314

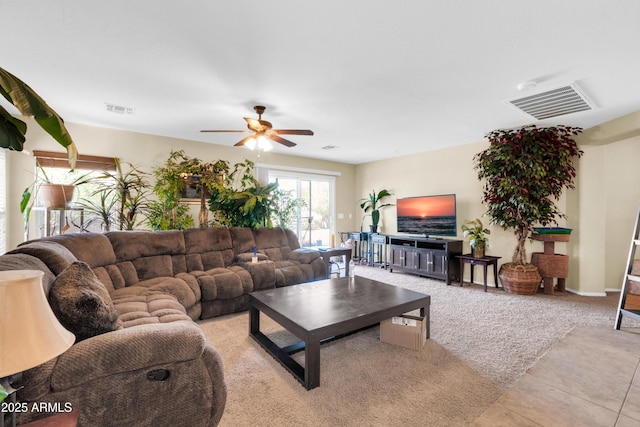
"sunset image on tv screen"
397,194,456,236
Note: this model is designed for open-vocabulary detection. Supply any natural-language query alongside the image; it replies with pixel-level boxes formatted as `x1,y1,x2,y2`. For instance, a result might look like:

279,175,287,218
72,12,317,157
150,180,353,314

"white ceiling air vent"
508,83,594,120
105,103,134,115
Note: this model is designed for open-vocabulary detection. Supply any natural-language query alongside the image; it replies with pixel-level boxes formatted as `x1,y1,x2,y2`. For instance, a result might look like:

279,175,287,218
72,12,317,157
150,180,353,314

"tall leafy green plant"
103,158,149,230
358,189,394,230
208,159,279,229
76,188,118,232
149,150,195,230
76,158,149,231
151,149,229,228
271,188,306,229
147,202,194,231
474,125,583,265
0,67,77,167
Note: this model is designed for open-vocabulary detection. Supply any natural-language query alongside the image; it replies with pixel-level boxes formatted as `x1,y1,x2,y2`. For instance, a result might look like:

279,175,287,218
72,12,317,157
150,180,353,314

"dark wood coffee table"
248,276,431,390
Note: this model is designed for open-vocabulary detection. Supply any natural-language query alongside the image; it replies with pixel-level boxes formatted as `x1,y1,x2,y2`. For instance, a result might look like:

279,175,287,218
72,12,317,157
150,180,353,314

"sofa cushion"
48,261,122,342
111,289,192,328
252,227,294,261
130,276,199,312
288,248,322,264
9,240,77,276
31,233,117,269
229,227,256,256
107,230,186,261
274,260,313,287
0,253,57,294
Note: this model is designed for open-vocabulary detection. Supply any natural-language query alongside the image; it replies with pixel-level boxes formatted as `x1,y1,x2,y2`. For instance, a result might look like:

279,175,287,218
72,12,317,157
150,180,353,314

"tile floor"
471,326,640,427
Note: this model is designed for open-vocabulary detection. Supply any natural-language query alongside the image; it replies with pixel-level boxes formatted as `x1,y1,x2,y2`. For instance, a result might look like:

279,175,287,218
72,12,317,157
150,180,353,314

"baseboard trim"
565,288,608,297
467,281,611,297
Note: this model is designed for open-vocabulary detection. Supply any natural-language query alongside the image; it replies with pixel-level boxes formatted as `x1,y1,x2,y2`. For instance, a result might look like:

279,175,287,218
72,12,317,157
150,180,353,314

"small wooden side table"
458,254,502,292
316,247,352,277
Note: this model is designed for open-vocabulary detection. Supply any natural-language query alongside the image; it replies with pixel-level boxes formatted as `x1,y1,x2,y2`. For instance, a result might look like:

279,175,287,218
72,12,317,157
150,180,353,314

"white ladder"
615,207,640,329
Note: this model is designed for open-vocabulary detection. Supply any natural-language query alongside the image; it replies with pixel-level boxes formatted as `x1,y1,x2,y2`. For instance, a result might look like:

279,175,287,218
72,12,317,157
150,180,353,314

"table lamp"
0,270,75,427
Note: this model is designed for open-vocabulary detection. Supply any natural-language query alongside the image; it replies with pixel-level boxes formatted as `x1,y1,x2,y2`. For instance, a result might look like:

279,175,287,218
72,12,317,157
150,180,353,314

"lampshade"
0,270,75,378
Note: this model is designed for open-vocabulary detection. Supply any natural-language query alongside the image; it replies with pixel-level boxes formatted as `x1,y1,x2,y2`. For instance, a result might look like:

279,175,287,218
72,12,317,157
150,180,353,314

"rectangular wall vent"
508,83,594,120
105,103,134,115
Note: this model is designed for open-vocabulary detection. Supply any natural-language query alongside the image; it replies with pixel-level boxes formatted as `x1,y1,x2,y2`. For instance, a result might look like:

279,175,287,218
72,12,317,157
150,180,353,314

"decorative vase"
39,184,75,208
472,242,485,259
499,263,542,295
369,225,378,233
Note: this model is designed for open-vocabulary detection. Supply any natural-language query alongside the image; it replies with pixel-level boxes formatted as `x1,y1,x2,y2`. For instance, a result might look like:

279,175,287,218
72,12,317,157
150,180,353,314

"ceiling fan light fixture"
244,134,273,152
245,137,257,150
257,135,273,151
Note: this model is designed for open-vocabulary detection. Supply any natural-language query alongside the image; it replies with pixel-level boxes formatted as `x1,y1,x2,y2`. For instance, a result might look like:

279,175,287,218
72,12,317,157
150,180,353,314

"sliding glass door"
268,170,335,247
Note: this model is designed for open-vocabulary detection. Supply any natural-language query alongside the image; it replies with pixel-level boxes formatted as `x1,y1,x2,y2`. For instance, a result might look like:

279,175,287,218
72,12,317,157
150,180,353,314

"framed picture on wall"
180,175,209,204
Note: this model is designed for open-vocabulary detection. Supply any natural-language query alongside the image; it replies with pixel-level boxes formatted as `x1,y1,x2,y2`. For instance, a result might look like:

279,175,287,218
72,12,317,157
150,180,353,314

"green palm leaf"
0,67,77,168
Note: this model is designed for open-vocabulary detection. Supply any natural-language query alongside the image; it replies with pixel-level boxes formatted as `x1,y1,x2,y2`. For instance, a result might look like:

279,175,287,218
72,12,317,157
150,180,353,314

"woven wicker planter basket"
499,263,542,295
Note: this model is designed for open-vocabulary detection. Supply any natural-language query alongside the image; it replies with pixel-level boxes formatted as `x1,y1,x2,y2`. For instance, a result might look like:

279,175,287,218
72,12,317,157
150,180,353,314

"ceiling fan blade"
273,129,314,136
268,134,297,147
200,130,248,133
244,117,268,133
234,135,256,147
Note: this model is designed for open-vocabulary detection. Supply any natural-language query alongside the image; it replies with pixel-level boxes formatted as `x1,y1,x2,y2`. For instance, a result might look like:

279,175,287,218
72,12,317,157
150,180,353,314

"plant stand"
531,233,570,295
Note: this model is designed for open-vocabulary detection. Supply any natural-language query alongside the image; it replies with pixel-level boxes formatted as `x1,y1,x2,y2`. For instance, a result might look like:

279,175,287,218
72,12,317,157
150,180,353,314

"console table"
388,236,462,284
342,232,387,267
457,254,501,292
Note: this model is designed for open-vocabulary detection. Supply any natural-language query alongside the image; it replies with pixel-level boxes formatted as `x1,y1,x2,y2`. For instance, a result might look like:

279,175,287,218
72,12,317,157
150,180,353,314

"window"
267,168,336,247
32,151,117,236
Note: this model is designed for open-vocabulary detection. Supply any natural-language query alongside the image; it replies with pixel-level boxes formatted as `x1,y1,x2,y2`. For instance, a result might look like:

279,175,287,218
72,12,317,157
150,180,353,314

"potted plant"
473,125,583,295
76,158,150,231
208,160,280,229
149,150,196,230
20,164,94,238
358,189,394,233
151,149,230,228
461,218,490,258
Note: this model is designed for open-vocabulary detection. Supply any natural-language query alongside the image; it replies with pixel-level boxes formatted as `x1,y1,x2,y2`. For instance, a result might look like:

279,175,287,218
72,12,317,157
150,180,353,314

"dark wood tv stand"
388,235,462,284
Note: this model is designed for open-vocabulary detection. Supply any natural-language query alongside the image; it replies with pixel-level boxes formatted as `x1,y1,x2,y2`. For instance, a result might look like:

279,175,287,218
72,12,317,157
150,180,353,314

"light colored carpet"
198,266,625,427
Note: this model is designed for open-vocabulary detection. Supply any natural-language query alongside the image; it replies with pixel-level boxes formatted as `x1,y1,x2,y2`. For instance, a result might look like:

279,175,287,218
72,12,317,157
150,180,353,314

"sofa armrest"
49,321,206,391
288,248,321,264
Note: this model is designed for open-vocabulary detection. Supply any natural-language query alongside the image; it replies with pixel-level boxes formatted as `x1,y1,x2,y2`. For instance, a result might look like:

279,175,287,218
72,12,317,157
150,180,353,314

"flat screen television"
396,194,457,237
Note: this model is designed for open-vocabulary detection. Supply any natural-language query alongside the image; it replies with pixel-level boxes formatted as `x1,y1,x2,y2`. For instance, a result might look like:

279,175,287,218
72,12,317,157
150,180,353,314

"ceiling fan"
200,105,313,149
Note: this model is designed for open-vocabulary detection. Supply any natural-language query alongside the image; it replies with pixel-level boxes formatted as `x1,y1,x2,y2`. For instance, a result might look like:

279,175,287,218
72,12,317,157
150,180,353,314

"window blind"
33,150,117,171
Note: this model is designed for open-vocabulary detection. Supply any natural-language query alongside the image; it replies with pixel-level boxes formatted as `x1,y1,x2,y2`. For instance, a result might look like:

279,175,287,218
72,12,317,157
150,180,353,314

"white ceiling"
3,1,640,164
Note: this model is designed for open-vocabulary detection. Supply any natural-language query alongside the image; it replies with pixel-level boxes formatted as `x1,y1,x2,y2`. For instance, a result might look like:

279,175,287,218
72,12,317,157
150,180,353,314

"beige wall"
355,112,640,295
602,136,640,289
7,111,640,295
6,119,356,250
354,140,546,287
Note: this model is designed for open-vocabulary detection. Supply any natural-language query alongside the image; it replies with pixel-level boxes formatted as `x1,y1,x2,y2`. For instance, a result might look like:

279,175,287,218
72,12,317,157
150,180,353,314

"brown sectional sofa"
2,227,326,426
